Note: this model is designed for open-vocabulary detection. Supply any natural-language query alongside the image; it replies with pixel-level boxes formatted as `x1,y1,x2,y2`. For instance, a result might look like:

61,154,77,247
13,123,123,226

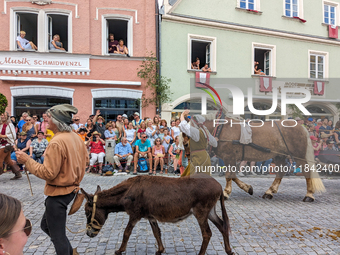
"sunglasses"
9,219,32,237
33,117,37,119
142,136,147,138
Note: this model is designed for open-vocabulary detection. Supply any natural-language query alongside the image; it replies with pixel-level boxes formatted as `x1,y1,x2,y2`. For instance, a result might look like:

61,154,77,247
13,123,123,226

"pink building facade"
0,0,157,122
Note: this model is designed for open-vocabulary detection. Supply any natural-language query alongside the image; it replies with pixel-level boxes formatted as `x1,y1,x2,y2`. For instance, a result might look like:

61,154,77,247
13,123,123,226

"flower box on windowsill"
281,15,306,23
187,69,217,75
235,7,262,14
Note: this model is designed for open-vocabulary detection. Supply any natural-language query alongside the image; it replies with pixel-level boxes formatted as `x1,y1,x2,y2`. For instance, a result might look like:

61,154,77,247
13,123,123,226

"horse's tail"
305,129,326,193
220,193,231,236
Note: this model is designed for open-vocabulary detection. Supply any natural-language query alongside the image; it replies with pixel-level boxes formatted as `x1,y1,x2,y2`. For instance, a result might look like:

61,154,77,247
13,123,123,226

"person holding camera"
86,131,105,174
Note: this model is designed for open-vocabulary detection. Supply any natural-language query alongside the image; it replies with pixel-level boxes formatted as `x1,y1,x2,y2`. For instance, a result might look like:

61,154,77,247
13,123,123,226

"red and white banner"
314,81,325,95
195,72,210,88
329,25,338,39
259,76,272,92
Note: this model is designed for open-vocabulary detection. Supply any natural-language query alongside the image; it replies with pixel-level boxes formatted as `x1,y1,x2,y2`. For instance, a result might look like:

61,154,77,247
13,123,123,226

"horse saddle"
232,140,271,153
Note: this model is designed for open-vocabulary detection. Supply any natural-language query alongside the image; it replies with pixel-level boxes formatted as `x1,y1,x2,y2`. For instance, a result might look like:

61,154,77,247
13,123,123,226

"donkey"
69,175,235,255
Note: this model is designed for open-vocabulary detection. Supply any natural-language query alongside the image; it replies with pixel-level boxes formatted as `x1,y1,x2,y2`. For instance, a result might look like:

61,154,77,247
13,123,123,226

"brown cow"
70,175,235,255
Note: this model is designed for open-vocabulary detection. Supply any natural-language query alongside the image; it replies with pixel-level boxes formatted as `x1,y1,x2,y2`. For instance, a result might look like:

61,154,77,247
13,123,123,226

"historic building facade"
0,0,157,121
160,0,340,122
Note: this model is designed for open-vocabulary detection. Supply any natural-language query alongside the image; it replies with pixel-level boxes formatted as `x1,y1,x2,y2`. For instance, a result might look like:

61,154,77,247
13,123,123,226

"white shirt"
125,129,136,142
16,36,29,47
179,120,217,147
171,126,181,139
71,123,83,130
0,122,16,149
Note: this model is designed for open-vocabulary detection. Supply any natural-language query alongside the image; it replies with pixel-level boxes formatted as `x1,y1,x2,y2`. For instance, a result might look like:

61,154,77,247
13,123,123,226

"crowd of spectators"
8,109,188,176
8,110,339,177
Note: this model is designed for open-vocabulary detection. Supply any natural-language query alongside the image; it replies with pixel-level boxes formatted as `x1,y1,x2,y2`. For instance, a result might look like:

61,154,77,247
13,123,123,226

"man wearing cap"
16,104,89,255
132,112,142,128
0,112,22,180
71,115,83,132
324,139,338,151
92,110,106,138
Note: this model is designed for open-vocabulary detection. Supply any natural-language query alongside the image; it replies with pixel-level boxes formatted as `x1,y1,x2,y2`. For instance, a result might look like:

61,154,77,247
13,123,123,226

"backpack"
138,157,148,171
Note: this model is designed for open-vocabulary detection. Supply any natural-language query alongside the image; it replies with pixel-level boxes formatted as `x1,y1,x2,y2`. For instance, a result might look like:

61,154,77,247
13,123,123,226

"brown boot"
10,171,22,180
73,248,79,255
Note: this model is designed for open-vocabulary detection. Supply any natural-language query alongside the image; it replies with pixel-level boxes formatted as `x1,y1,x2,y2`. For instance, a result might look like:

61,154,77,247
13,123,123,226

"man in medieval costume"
0,112,22,180
179,110,218,176
16,104,89,255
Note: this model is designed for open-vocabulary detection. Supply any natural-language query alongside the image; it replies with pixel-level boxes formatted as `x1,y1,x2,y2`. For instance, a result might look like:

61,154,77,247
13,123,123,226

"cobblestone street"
1,173,339,255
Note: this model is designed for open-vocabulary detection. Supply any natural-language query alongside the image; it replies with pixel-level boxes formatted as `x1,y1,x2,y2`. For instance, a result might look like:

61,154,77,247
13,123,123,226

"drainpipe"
156,0,162,116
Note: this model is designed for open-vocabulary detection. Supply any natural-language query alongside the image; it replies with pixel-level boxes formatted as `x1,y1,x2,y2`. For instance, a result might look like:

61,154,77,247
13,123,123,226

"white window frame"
237,0,260,11
10,8,72,52
188,34,217,72
323,1,339,26
45,10,72,53
252,42,276,77
101,14,133,56
308,50,329,80
283,0,304,18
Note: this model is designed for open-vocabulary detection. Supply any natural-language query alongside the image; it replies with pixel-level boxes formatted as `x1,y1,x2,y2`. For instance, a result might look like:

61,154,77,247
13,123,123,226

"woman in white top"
171,119,181,141
16,31,37,50
124,122,136,147
146,120,157,147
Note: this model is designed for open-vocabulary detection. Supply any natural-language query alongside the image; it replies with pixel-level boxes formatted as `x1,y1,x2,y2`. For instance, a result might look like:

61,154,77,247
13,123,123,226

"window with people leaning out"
106,19,129,56
254,48,270,76
191,40,211,72
16,12,68,52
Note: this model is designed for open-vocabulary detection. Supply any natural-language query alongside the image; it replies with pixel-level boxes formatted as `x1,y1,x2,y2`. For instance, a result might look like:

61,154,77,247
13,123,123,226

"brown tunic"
25,131,89,196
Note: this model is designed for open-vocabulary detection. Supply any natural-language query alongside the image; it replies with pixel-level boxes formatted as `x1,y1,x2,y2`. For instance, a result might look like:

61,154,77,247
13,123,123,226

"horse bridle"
86,195,103,234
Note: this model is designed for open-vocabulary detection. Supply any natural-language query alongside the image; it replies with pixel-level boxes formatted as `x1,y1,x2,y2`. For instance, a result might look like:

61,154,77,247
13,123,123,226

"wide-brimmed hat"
19,131,27,136
97,116,105,122
326,139,335,144
92,131,101,137
104,171,113,176
47,104,78,125
295,117,301,121
321,133,329,139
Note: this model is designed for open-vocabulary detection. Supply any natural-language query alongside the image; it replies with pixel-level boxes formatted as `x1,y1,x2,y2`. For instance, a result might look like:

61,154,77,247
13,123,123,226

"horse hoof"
115,251,122,255
262,194,273,199
303,196,314,202
248,186,253,195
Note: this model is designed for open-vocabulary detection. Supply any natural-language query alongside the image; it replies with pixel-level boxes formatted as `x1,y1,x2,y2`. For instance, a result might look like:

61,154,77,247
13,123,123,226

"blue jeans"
33,154,45,164
256,159,273,173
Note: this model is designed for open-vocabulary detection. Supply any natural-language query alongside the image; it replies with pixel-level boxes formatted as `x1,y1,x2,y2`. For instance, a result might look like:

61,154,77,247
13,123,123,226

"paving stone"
1,173,339,254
